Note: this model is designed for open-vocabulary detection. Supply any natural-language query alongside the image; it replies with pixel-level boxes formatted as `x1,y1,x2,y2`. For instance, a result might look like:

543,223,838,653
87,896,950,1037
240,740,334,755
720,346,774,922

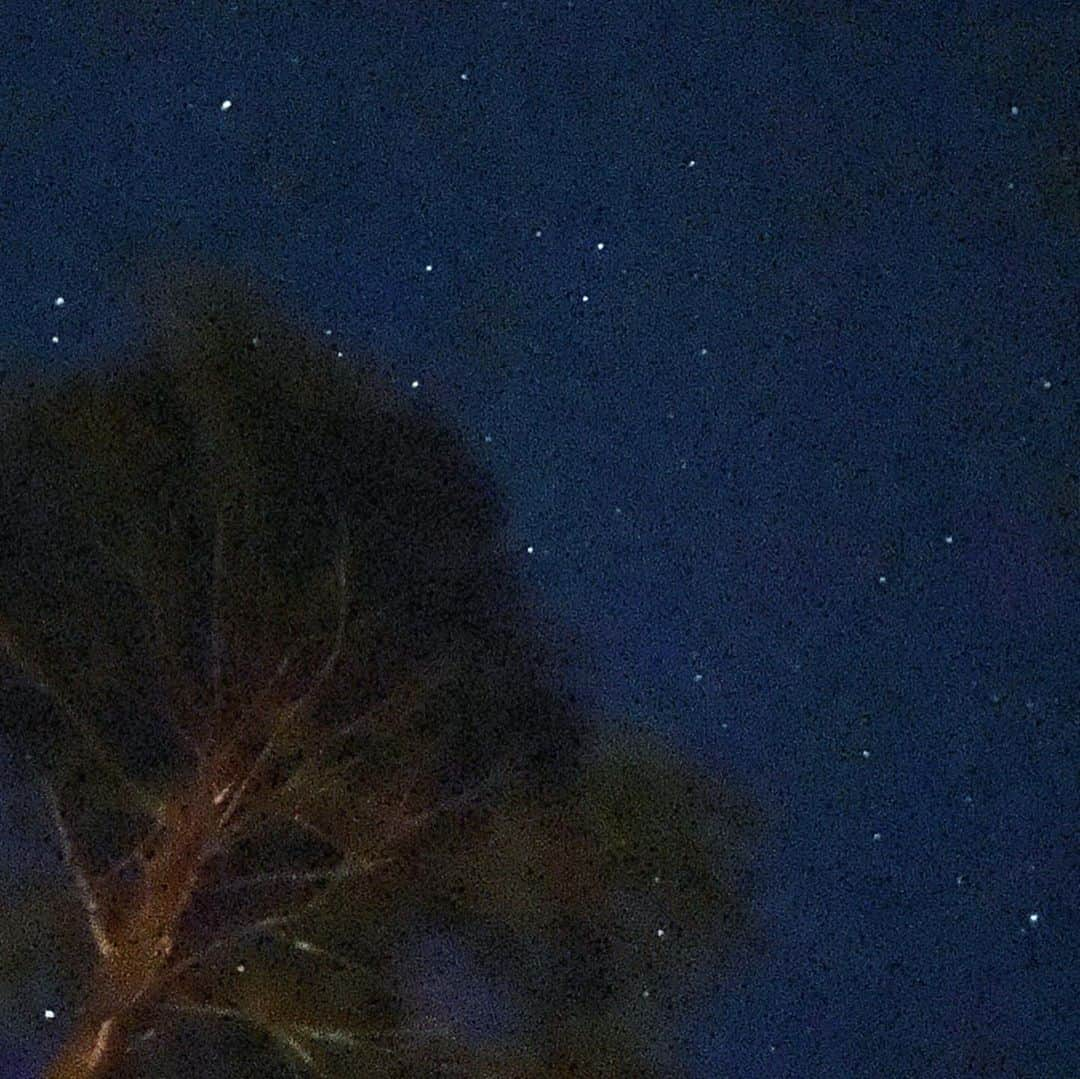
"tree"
0,259,760,1077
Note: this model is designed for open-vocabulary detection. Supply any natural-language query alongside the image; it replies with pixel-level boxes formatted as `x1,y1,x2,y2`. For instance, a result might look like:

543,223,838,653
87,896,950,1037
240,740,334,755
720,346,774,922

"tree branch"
252,652,462,827
88,534,207,769
34,767,115,958
160,987,400,1075
217,515,350,833
0,614,160,820
210,503,226,713
157,1002,326,1078
213,858,388,893
158,853,388,991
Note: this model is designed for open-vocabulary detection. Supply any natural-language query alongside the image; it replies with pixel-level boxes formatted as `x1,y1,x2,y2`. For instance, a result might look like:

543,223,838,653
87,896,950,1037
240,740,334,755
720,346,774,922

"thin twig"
274,932,375,979
285,1022,397,1060
260,654,460,825
291,811,336,849
162,984,420,1076
330,652,462,747
158,999,246,1023
0,616,159,819
91,535,207,772
214,858,386,892
217,516,350,832
269,646,297,688
289,1024,364,1049
210,503,226,713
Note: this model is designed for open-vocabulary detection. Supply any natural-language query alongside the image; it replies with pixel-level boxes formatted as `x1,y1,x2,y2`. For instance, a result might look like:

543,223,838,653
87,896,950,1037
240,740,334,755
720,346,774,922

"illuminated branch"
157,944,401,1078
158,999,246,1023
35,769,115,958
276,1031,323,1078
331,651,462,747
159,997,393,1061
159,853,391,993
275,932,374,977
214,859,386,892
154,1002,334,1079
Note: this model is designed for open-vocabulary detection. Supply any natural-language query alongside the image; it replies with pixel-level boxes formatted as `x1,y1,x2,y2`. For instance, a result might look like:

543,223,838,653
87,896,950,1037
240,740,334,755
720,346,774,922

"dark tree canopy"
0,259,761,1078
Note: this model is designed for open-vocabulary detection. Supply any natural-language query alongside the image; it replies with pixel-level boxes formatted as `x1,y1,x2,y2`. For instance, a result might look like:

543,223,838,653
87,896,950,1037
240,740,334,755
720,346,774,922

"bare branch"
269,646,297,688
157,1002,325,1079
158,912,294,988
35,769,115,958
86,1018,116,1071
160,1001,384,1079
306,509,350,699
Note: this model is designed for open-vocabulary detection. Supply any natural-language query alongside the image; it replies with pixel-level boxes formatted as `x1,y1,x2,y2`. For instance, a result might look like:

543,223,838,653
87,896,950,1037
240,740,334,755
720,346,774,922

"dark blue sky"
1,2,1076,1076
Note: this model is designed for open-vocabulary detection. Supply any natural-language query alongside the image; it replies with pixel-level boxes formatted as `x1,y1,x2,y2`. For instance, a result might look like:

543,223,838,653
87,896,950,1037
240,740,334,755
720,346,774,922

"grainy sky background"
1,2,1076,1076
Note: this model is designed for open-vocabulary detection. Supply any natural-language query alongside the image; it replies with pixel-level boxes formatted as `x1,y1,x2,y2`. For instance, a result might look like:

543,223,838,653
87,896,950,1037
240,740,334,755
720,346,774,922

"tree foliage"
0,260,760,1077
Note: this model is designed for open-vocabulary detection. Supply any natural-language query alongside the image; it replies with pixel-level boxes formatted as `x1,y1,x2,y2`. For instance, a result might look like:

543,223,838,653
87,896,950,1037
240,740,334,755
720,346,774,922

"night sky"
1,3,1076,1077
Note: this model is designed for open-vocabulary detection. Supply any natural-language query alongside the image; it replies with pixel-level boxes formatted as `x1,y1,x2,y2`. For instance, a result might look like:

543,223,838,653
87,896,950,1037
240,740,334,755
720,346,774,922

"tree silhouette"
0,259,760,1078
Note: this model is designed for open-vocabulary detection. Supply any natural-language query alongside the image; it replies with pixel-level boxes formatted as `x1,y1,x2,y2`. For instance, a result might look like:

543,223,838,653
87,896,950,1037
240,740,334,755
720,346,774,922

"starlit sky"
0,3,1076,1076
